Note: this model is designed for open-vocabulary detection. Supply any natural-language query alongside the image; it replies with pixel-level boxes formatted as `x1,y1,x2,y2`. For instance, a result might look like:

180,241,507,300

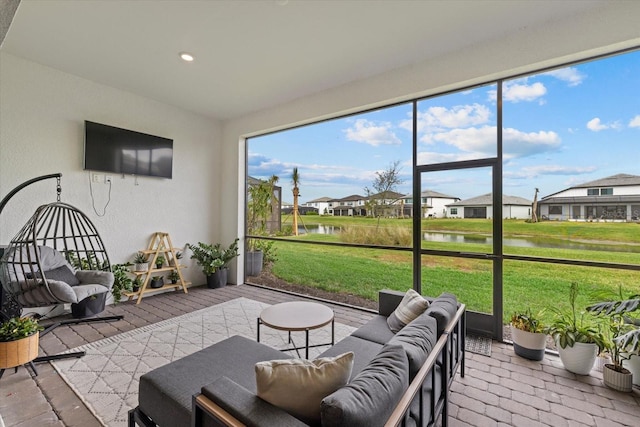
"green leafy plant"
111,263,133,303
187,239,239,276
511,308,546,333
587,289,640,372
155,255,166,267
254,239,277,266
132,276,143,291
247,176,278,251
545,283,605,350
0,316,43,342
133,252,148,264
168,269,180,283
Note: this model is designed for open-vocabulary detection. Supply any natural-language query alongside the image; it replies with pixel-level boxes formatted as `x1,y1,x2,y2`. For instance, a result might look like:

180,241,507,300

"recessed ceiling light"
179,52,195,62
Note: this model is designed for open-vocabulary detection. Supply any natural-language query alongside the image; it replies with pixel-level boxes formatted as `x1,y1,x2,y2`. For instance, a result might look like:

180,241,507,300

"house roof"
305,197,333,203
3,2,632,121
369,191,405,200
541,174,640,200
402,190,459,200
448,193,531,207
571,173,640,188
335,194,365,202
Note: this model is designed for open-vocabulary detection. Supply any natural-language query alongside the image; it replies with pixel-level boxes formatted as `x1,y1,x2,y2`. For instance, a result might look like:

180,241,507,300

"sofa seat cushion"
202,377,308,427
319,335,383,378
139,335,288,427
321,343,409,427
425,293,458,337
255,352,354,424
388,312,437,379
350,315,396,345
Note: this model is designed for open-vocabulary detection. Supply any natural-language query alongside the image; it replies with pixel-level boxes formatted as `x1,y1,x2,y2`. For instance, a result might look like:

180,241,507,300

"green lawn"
269,216,640,325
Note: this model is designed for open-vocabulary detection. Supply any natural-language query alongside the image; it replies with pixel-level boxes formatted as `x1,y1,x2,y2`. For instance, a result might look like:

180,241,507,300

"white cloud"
420,125,560,160
587,117,622,132
403,104,491,135
504,165,597,180
344,119,401,146
543,67,586,86
503,81,547,103
629,115,640,128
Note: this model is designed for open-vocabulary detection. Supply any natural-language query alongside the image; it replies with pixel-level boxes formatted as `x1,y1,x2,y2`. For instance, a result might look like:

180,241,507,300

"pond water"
297,225,640,253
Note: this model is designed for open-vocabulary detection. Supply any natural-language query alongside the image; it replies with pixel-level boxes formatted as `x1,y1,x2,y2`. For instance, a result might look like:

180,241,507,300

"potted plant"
132,277,142,293
187,239,239,289
510,309,547,361
133,252,149,272
111,263,133,303
155,255,166,269
168,269,180,284
546,283,605,375
150,276,164,288
0,316,43,371
587,293,640,392
246,176,278,276
174,251,183,266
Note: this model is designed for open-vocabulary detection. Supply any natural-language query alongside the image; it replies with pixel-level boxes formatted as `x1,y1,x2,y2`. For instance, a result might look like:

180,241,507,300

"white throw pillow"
387,289,429,333
255,351,354,423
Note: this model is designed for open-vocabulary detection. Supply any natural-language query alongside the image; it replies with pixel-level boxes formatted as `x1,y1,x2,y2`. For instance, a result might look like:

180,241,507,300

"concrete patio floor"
0,284,639,426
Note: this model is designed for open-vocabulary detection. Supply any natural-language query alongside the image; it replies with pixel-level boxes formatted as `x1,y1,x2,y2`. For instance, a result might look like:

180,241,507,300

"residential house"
303,197,333,215
331,194,367,216
446,194,532,219
538,173,640,221
401,190,461,218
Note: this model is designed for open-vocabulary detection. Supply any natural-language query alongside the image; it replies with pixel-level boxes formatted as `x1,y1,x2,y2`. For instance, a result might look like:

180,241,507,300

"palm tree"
292,168,300,236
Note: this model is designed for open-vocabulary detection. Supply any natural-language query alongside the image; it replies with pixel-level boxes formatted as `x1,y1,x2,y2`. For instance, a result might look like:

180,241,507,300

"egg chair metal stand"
0,173,123,367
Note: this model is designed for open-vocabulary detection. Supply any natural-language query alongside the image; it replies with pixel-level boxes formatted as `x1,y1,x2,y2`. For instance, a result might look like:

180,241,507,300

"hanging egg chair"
1,201,114,319
0,174,123,368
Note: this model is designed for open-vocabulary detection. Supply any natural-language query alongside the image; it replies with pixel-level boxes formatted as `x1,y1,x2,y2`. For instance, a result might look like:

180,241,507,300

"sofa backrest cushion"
388,312,437,379
255,352,354,425
321,343,409,427
425,293,458,337
387,289,429,333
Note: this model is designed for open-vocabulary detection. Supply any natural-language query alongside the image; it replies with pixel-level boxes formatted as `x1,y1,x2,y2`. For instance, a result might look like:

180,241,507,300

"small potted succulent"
132,277,143,293
0,316,43,370
133,252,149,272
510,309,547,361
168,269,180,284
155,255,166,269
150,276,164,289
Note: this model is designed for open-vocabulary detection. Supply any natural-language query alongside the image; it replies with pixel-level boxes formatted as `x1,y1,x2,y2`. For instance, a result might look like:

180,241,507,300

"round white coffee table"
257,301,334,358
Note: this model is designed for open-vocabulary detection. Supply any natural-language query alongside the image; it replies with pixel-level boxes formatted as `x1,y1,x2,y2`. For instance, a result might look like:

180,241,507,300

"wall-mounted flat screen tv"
84,121,173,179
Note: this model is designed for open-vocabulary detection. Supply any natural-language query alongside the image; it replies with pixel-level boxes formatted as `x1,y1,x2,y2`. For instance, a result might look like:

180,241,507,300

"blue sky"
249,49,640,204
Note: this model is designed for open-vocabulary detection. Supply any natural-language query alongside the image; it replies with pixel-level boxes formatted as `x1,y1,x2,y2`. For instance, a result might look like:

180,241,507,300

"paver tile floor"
0,284,638,426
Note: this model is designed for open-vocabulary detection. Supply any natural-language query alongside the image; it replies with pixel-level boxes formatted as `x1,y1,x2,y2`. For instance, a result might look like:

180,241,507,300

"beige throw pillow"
387,289,429,333
255,351,354,424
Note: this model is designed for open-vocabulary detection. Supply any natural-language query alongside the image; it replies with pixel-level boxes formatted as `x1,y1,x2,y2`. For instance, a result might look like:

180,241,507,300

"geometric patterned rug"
466,334,492,357
52,298,355,427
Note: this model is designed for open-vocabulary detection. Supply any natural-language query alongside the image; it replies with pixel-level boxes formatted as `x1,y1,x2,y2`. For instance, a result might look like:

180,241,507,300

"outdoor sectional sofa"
129,290,466,427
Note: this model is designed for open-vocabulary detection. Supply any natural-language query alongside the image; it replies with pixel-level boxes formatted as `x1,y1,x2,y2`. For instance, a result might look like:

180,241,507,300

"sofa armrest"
378,289,406,317
193,376,307,427
75,270,114,288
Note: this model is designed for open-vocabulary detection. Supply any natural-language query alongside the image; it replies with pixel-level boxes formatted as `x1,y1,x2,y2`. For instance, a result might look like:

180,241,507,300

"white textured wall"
0,53,221,290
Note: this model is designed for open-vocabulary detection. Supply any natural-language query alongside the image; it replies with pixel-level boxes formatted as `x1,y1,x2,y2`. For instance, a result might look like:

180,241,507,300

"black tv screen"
84,121,173,179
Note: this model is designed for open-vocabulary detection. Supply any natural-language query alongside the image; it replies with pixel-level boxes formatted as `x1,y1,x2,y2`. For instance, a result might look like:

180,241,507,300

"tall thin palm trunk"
292,168,300,236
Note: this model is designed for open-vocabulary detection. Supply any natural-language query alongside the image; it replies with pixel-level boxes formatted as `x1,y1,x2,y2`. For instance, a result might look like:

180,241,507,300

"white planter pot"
511,326,547,361
556,340,597,375
134,262,149,272
602,364,633,392
621,353,640,386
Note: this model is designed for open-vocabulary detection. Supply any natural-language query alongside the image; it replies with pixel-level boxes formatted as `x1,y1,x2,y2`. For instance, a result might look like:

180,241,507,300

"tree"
531,187,539,223
291,167,300,236
364,160,404,218
247,175,279,250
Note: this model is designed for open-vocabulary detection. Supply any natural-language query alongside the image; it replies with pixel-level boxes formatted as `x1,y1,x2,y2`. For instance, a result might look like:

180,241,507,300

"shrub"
339,225,411,246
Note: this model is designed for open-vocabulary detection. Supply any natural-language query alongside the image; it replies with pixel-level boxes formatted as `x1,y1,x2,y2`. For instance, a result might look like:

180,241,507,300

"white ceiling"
0,0,618,121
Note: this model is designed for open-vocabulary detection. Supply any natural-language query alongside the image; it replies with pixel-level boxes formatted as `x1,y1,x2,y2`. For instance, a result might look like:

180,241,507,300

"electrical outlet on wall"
92,173,101,183
105,175,113,184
